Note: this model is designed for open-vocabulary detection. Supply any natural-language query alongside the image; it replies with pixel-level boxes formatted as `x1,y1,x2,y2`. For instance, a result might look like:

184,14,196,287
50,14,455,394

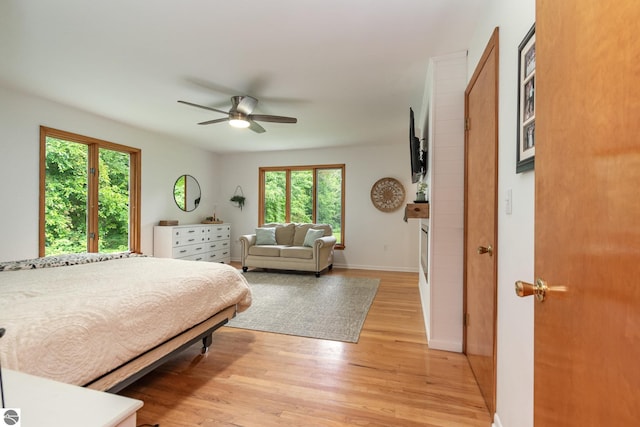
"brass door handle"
477,245,493,256
515,278,548,302
515,278,567,302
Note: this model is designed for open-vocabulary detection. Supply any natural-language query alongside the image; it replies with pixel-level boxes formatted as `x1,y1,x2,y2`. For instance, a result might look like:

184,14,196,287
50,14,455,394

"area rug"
226,271,380,343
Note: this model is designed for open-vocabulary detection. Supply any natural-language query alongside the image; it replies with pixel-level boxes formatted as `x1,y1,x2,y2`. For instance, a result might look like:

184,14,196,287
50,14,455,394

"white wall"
467,1,535,426
0,85,221,261
218,144,419,271
419,52,467,352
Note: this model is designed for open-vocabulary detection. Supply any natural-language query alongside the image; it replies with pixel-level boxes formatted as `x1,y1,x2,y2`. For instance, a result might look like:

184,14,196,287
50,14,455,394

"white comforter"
0,256,251,386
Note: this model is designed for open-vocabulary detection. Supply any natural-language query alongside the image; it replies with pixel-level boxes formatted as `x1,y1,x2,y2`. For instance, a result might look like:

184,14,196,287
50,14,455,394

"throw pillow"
255,227,277,245
303,228,325,247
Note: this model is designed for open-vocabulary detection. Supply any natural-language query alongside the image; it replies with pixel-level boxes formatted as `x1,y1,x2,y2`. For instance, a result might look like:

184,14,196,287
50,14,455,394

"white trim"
332,263,417,273
493,412,503,427
427,338,462,353
230,258,419,273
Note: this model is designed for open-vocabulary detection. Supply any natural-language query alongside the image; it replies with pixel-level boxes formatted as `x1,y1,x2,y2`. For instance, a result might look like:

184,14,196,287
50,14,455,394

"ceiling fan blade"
198,117,229,125
236,96,258,115
250,114,297,124
248,120,266,133
178,100,228,115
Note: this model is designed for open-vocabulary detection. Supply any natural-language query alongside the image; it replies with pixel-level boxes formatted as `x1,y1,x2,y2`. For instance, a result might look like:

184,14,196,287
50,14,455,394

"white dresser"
153,223,231,263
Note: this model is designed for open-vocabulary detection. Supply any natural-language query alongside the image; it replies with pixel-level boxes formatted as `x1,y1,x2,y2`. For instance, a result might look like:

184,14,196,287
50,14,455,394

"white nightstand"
2,369,143,427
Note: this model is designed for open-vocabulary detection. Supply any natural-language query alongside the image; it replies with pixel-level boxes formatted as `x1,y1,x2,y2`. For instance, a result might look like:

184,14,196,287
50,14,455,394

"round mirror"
173,174,201,212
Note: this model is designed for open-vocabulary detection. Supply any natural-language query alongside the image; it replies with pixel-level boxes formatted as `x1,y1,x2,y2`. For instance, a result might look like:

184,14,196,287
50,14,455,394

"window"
259,164,345,248
39,127,141,256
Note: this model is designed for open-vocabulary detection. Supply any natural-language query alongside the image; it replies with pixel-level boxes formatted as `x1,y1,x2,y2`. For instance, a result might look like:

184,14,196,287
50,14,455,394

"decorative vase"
415,192,426,202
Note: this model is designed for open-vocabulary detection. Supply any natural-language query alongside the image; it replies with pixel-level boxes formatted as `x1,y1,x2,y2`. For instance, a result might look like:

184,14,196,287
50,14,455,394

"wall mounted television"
409,107,427,183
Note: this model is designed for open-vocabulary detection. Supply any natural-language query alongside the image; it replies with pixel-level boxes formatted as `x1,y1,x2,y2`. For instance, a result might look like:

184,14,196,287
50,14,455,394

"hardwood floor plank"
121,267,490,426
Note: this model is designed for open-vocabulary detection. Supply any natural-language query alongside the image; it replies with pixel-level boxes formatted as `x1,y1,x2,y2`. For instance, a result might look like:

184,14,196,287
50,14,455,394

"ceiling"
0,0,486,153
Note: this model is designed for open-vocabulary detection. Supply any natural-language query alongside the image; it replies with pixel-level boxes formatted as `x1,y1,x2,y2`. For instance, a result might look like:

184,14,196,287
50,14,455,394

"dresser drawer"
208,248,231,263
174,242,209,258
173,226,203,238
183,253,209,262
174,235,205,247
211,228,230,241
208,240,230,250
172,246,191,258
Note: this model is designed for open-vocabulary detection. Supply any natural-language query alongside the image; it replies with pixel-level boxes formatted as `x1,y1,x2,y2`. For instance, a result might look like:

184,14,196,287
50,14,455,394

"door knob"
477,245,493,256
515,278,548,302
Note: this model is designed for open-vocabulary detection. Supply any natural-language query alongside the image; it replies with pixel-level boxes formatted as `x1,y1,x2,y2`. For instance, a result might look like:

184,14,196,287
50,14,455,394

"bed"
0,252,252,392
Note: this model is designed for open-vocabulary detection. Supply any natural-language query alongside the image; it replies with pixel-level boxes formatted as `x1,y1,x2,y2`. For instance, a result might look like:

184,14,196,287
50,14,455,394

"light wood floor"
121,267,491,426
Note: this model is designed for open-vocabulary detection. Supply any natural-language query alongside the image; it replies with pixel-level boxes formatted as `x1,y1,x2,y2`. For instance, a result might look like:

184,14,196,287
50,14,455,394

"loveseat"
239,223,336,277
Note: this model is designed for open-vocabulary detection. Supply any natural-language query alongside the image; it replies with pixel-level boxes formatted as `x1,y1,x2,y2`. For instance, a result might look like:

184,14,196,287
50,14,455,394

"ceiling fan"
178,95,297,134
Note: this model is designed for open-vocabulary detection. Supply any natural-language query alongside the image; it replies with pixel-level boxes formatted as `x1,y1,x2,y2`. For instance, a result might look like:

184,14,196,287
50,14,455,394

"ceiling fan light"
229,118,250,128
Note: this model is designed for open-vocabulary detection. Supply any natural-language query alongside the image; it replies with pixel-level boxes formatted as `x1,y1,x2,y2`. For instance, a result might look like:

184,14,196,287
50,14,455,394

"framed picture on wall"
516,23,536,173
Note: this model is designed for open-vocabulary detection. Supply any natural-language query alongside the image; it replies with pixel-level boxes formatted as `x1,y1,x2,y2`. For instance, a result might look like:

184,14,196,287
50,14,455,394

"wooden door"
532,1,640,425
464,28,499,414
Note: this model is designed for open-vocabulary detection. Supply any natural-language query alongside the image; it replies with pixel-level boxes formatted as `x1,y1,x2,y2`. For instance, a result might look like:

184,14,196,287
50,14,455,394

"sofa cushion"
262,223,295,245
293,223,332,246
303,228,325,247
248,245,283,257
276,223,295,245
293,224,313,246
280,246,313,260
255,227,277,245
313,224,332,237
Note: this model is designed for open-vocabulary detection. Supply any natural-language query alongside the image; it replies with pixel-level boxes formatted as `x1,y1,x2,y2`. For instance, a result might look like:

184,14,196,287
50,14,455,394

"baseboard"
230,258,419,273
427,338,462,353
332,263,418,273
492,413,503,427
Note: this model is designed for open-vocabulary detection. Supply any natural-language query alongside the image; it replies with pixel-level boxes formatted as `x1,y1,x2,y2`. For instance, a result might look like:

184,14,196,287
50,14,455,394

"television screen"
409,108,424,183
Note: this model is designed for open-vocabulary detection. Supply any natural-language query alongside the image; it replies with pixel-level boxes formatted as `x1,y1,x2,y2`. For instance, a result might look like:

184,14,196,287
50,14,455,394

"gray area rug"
226,271,380,343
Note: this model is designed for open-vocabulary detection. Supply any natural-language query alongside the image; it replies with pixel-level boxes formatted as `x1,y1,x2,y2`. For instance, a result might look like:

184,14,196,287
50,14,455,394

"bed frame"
84,305,237,393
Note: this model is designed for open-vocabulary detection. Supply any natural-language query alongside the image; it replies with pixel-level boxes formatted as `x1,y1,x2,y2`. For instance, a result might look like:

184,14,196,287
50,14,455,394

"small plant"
416,182,428,202
230,195,246,210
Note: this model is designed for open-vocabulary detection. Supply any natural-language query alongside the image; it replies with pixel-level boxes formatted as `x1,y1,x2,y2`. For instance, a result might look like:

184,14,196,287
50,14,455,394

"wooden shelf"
404,203,429,219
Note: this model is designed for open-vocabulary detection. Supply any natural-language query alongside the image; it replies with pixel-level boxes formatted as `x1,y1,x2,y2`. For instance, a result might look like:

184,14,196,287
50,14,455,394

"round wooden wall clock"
370,177,406,212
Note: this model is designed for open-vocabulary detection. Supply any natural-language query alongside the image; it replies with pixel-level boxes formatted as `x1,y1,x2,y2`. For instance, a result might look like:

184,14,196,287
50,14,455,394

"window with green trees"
39,127,141,256
259,164,344,248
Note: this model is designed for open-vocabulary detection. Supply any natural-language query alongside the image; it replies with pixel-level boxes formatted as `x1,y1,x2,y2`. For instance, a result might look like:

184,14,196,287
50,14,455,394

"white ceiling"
0,0,486,153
